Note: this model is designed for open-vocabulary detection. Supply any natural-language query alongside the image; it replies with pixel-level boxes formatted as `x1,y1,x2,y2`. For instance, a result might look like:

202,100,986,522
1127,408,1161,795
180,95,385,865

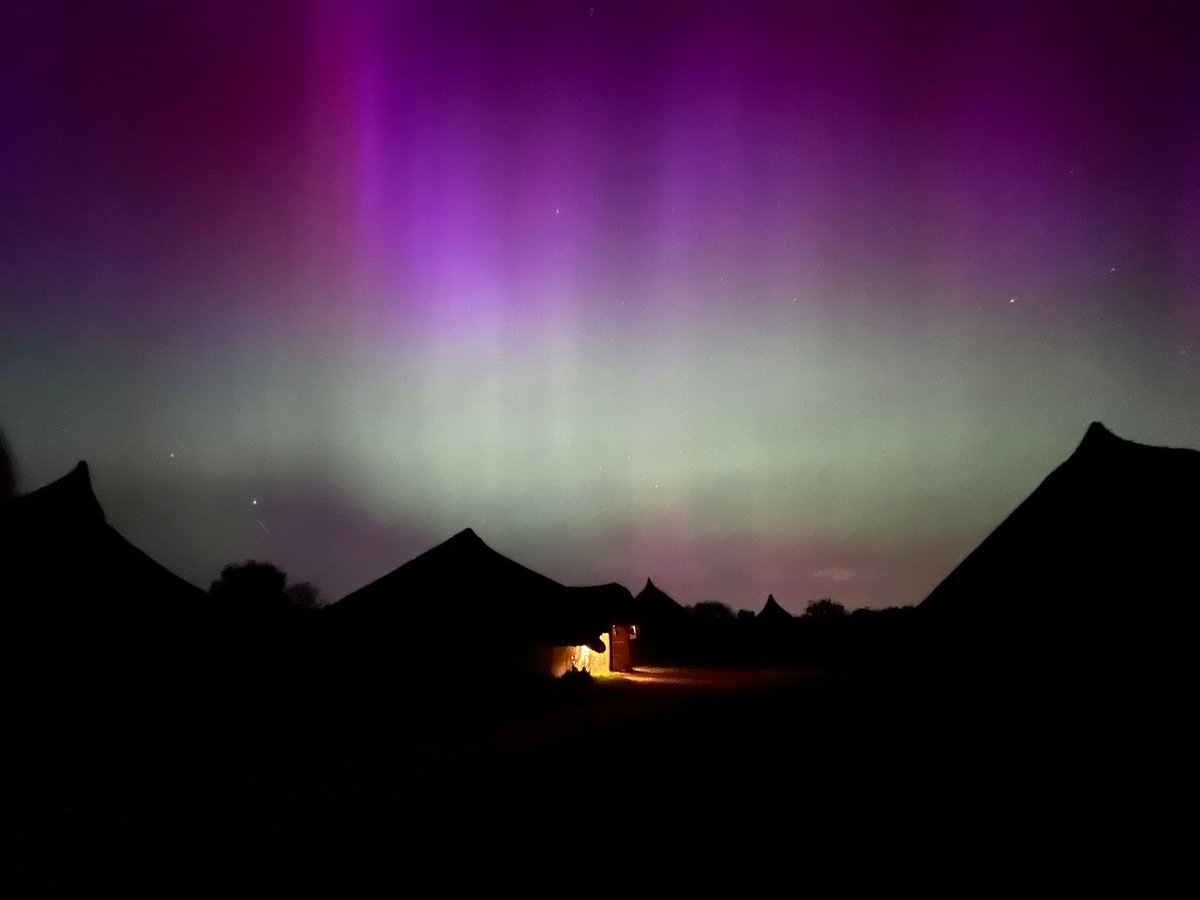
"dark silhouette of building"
1,461,212,680
917,421,1199,683
628,577,692,663
632,577,688,624
324,527,635,676
756,593,793,624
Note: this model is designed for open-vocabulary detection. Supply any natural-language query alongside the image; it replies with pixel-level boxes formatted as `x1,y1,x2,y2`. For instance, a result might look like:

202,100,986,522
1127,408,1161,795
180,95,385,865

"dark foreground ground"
11,658,1198,895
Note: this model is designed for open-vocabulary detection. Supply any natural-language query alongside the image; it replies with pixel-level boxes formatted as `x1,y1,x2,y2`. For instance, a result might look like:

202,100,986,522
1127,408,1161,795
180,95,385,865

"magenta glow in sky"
2,1,1198,609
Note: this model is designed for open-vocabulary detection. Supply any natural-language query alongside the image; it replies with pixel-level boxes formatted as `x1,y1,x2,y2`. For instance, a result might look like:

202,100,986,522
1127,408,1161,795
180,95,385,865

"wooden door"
609,625,633,672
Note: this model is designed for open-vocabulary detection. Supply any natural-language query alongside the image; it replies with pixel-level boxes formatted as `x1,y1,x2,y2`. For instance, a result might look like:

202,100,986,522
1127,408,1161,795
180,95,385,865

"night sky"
2,2,1198,610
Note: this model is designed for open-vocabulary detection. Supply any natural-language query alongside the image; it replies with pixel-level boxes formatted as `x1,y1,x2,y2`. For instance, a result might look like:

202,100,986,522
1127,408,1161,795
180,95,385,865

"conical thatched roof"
1,461,219,706
1,461,207,624
919,422,1200,667
633,577,689,624
757,593,793,624
327,528,633,648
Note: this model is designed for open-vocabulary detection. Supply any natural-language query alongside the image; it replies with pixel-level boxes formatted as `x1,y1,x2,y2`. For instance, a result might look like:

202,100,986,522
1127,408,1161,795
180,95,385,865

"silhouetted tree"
804,598,847,618
692,600,735,622
210,561,323,616
210,560,291,616
286,581,322,609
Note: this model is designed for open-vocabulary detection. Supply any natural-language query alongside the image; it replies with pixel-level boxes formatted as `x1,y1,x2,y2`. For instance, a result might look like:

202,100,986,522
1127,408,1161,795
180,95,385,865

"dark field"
12,659,1196,894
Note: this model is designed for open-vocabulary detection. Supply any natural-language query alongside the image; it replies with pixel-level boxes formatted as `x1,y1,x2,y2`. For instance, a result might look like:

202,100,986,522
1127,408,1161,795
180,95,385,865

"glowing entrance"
568,634,610,675
549,625,636,677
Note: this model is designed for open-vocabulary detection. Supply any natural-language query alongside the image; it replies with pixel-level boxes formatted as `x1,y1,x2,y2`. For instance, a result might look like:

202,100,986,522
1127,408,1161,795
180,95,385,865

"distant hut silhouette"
756,593,793,625
629,577,691,664
634,577,689,624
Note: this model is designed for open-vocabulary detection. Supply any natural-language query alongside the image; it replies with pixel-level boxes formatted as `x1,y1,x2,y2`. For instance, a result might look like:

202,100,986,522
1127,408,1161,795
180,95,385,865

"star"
251,499,258,506
169,452,175,459
1009,297,1017,304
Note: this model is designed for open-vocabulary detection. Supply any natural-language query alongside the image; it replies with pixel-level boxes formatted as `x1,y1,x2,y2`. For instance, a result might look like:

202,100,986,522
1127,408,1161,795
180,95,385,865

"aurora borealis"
2,2,1197,610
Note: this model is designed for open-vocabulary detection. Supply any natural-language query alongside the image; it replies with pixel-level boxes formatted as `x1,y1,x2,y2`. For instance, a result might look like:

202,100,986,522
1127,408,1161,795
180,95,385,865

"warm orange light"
549,633,612,677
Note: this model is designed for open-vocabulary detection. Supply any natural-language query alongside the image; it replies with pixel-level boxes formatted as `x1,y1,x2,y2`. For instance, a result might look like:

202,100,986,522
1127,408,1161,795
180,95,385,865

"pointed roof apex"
60,461,99,505
630,576,687,620
759,593,792,619
432,527,493,557
1075,421,1128,455
13,460,106,526
446,527,486,545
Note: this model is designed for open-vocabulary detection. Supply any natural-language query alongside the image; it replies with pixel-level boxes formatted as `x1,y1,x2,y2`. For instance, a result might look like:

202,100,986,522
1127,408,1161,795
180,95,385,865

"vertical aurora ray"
1,1,1197,609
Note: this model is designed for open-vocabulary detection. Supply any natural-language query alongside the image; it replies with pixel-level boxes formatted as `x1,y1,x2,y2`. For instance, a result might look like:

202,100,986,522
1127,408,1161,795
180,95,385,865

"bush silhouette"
210,560,321,625
692,600,735,622
804,598,847,618
286,581,322,609
211,560,290,611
